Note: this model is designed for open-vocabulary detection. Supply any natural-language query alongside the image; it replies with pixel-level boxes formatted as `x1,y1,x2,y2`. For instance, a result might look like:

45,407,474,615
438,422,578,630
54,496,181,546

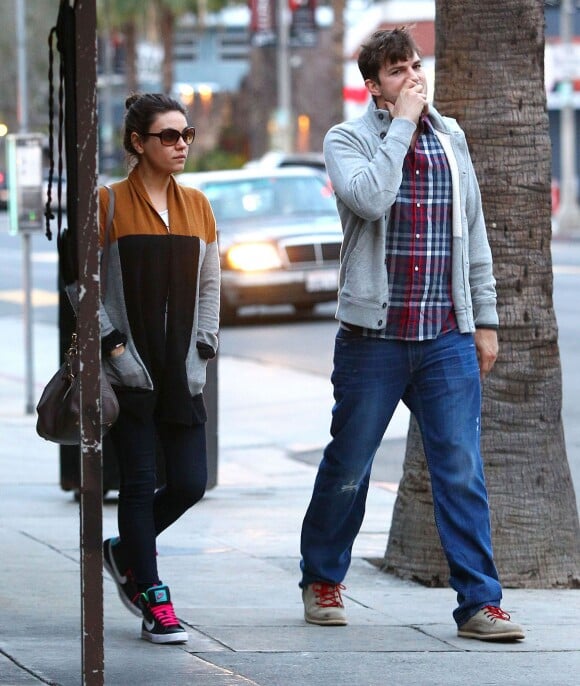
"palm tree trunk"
383,0,580,588
122,20,137,93
329,0,345,126
158,4,174,94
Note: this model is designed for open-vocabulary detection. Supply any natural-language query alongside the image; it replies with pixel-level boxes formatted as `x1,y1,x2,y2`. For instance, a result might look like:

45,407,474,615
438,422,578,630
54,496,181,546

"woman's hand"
109,344,125,358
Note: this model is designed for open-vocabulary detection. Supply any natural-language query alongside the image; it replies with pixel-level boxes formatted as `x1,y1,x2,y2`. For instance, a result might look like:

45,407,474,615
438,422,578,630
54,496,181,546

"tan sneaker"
302,582,347,626
458,606,525,641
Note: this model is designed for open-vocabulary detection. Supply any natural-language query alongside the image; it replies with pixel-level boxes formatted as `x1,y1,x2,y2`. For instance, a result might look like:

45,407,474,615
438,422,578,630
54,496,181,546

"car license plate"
305,269,338,293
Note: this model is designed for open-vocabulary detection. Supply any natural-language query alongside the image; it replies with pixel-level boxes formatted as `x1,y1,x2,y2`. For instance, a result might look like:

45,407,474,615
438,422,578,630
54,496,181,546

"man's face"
365,52,427,110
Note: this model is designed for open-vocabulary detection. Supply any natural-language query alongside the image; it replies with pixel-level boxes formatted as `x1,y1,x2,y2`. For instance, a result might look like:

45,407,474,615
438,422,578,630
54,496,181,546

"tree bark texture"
384,0,580,588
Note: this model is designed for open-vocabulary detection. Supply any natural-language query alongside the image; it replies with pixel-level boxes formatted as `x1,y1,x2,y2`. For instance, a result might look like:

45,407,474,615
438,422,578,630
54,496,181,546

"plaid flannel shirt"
356,116,457,341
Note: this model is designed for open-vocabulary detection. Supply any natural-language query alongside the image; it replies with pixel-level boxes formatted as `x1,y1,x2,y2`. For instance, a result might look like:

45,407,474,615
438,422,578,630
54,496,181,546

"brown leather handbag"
35,332,119,444
36,186,119,444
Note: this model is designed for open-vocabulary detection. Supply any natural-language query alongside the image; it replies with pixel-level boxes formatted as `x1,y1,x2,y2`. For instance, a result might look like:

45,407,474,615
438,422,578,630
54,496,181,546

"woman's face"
132,110,190,176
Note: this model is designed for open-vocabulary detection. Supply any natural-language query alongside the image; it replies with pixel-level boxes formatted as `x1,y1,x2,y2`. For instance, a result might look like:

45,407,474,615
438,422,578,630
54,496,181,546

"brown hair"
122,93,187,159
358,27,421,84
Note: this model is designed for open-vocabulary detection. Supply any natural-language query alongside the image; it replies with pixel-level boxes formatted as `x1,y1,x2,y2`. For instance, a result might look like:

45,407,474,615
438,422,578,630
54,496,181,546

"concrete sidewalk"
1,317,579,686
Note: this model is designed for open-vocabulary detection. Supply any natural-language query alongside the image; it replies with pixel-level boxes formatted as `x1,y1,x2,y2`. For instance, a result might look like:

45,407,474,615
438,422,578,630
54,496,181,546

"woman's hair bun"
125,93,142,110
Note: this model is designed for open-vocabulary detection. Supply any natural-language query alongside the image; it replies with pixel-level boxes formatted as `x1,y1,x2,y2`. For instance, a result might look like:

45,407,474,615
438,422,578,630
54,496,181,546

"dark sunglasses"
140,126,196,146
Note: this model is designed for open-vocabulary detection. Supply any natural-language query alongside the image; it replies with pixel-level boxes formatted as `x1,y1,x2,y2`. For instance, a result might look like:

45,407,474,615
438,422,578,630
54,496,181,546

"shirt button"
380,132,386,139
381,302,387,309
415,170,420,175
416,233,420,239
416,202,421,207
377,320,383,326
378,113,384,120
414,266,419,271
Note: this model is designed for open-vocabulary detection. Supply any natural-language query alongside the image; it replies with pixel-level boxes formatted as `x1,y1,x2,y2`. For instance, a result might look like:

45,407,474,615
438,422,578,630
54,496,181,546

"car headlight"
225,242,283,271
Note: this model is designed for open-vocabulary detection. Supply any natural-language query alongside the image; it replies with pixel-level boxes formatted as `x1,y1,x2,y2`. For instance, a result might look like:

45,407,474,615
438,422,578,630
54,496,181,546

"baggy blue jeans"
300,327,502,626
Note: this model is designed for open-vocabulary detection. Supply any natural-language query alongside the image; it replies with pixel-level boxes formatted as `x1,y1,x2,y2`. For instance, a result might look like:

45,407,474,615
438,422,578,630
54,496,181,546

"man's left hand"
474,328,498,380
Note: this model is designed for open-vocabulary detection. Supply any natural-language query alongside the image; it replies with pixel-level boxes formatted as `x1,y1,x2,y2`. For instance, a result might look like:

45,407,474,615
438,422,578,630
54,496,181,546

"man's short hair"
358,27,421,83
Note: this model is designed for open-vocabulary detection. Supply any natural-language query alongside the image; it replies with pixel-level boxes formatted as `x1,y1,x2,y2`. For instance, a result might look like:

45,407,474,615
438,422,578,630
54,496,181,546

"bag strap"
100,186,115,299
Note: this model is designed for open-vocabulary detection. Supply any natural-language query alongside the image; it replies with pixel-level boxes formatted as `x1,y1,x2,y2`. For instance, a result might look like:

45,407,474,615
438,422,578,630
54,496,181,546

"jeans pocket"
337,325,364,341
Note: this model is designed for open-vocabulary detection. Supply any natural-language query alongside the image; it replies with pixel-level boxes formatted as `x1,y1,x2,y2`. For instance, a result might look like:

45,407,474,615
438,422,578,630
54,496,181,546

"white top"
158,209,169,228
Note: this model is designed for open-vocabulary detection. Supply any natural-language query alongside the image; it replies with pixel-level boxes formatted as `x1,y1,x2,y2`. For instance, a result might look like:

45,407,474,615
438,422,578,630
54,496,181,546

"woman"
100,93,220,644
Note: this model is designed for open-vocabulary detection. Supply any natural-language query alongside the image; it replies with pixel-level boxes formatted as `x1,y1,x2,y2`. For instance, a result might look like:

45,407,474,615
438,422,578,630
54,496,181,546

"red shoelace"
482,606,511,622
311,582,346,608
150,602,180,627
124,569,141,605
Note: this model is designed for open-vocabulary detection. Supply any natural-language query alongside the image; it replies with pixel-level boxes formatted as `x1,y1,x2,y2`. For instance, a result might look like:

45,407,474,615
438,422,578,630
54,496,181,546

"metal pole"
16,0,35,414
557,0,580,234
101,3,115,172
276,0,293,152
22,233,34,413
75,1,104,684
16,0,28,132
205,355,218,489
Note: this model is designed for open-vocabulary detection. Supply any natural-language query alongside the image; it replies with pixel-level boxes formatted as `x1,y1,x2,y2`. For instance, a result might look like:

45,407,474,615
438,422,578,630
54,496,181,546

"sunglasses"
140,126,196,146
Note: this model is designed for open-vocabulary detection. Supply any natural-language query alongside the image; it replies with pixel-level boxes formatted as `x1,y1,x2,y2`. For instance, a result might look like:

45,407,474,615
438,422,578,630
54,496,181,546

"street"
0,210,579,505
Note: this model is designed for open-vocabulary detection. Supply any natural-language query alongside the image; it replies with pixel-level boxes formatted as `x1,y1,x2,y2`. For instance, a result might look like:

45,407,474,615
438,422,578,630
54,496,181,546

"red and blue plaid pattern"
361,117,457,341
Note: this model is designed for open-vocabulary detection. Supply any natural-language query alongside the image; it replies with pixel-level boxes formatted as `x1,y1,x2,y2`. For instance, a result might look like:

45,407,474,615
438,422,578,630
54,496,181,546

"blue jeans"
300,328,502,626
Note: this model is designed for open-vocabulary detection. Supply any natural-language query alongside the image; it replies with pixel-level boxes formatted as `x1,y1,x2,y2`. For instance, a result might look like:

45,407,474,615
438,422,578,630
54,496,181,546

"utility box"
5,133,44,234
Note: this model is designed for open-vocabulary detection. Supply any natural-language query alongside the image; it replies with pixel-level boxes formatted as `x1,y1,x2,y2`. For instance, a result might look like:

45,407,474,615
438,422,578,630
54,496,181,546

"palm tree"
153,0,227,95
383,0,580,588
328,0,346,127
153,0,187,95
98,0,142,93
97,1,229,96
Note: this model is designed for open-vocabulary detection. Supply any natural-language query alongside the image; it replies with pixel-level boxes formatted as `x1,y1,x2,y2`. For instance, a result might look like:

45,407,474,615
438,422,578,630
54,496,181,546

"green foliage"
186,118,250,171
98,0,233,29
97,0,143,27
218,124,249,156
187,149,246,172
0,0,241,141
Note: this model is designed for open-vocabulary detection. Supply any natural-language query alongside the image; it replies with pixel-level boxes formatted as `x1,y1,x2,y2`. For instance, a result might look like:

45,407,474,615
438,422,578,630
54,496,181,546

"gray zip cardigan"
323,101,498,333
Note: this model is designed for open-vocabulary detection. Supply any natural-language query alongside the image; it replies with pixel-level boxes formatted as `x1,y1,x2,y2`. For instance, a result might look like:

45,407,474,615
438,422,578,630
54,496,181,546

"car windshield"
201,175,336,223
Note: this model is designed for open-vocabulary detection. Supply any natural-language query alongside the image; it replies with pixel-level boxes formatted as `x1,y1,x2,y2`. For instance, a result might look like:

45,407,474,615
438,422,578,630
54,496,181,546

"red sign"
290,0,317,47
249,0,277,46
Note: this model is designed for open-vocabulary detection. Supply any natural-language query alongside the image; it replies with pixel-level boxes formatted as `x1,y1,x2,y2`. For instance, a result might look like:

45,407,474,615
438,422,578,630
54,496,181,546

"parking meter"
5,133,45,413
6,133,44,235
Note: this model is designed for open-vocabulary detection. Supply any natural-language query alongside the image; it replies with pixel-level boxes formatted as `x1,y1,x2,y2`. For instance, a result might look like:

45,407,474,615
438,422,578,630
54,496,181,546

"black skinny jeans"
108,409,207,587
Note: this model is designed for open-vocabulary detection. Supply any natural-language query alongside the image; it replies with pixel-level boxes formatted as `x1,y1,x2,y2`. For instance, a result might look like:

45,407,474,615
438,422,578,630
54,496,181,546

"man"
299,28,524,641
